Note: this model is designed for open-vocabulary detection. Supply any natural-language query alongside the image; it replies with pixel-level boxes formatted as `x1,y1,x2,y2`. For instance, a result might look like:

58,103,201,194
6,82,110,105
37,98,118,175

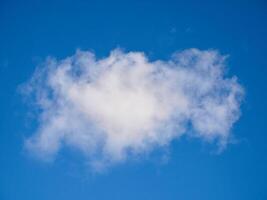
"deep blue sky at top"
0,0,267,200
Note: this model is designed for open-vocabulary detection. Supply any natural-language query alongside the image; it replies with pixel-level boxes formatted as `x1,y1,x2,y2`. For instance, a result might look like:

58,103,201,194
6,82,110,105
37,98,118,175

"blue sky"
0,0,267,199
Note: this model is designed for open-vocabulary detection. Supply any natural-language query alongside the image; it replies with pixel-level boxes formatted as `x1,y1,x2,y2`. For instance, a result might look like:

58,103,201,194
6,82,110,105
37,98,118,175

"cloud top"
23,48,244,169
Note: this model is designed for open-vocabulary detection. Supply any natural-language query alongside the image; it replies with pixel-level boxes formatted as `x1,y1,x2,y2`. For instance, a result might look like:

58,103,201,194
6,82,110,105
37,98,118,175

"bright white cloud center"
24,48,244,168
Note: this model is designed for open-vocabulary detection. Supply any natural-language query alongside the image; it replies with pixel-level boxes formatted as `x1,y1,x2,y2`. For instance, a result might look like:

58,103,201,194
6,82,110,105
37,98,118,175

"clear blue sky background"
0,0,267,199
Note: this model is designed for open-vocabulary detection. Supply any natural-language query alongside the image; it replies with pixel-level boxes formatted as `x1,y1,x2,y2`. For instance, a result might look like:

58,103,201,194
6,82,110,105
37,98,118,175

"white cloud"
23,48,244,169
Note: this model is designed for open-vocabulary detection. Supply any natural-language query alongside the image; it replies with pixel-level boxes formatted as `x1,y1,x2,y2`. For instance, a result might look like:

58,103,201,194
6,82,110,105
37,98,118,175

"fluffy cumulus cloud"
23,48,244,169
